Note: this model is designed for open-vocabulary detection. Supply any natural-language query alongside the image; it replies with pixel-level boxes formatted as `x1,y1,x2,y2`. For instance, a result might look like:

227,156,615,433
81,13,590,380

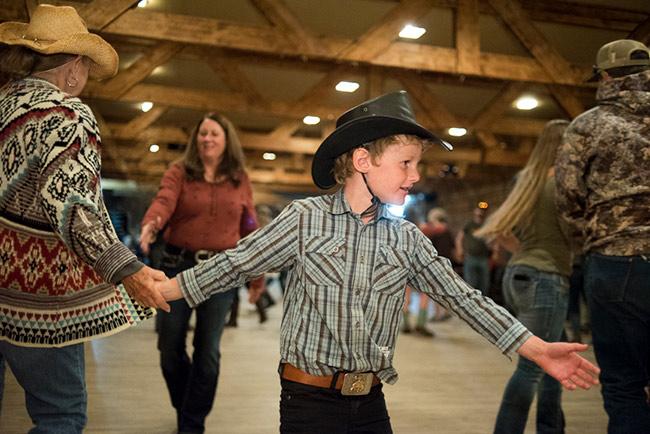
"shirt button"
355,321,360,328
360,255,365,264
355,290,360,296
333,246,339,253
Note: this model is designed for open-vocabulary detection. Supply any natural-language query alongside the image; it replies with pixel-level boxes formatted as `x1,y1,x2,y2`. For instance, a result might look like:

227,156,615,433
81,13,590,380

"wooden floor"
1,292,607,434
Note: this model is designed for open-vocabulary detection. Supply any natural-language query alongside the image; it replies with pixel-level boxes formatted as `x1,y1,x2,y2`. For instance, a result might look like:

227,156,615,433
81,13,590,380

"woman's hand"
139,216,161,255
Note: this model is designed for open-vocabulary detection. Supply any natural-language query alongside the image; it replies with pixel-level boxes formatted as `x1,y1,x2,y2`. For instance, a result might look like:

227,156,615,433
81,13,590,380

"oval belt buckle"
341,372,373,396
194,250,214,263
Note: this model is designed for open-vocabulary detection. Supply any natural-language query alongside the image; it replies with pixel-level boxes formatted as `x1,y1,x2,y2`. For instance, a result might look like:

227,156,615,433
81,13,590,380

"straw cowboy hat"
311,90,453,189
0,4,118,79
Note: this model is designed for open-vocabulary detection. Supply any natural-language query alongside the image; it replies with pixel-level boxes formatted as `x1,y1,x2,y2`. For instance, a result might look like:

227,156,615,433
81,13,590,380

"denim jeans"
0,341,86,433
158,252,235,433
463,255,490,295
585,253,650,434
279,379,392,434
493,265,569,434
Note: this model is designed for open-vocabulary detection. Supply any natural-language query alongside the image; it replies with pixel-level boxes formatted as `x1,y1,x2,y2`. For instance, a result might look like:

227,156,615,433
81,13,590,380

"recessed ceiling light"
263,152,276,161
448,127,467,137
149,144,159,153
399,24,426,40
303,115,320,125
137,0,148,8
515,96,539,110
335,81,360,93
140,101,153,112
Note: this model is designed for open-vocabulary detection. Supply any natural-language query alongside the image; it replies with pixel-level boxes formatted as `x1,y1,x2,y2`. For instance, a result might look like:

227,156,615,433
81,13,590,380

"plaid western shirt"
179,189,530,384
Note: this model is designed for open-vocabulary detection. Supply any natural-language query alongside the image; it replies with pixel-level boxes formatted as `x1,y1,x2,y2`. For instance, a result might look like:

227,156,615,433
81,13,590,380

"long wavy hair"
474,119,569,241
180,112,246,185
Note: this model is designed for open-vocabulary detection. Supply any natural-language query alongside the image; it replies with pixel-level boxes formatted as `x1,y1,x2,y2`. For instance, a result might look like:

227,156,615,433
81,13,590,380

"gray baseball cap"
588,39,650,81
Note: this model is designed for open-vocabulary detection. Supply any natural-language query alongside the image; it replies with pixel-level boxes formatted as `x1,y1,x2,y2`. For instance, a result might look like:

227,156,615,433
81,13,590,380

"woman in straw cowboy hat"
0,5,169,432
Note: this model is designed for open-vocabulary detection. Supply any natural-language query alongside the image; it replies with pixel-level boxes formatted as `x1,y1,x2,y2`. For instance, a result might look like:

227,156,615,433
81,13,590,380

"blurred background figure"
139,112,264,434
455,205,491,295
476,119,571,434
419,207,454,322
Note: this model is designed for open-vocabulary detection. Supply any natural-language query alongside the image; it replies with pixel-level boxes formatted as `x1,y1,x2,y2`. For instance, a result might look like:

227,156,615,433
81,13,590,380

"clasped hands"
122,265,171,312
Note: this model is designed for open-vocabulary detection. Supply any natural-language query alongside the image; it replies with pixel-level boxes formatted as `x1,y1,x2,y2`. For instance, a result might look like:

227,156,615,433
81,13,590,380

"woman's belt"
164,244,218,263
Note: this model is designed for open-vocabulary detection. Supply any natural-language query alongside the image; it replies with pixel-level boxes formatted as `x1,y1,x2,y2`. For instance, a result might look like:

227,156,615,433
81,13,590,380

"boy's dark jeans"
585,253,650,434
280,379,393,434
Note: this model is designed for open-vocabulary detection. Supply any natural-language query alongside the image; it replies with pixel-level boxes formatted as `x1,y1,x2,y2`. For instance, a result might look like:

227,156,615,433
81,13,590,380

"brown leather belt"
281,363,380,395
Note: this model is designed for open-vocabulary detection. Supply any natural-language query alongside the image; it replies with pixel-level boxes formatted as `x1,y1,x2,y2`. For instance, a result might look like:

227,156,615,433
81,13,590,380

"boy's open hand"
518,336,600,390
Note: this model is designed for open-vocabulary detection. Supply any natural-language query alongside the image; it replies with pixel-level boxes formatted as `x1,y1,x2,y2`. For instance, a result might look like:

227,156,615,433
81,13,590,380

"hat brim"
0,22,118,79
311,116,452,189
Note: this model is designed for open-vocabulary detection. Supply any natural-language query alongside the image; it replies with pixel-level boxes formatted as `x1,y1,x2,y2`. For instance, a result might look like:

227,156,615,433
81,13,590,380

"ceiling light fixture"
448,127,467,137
399,24,426,40
263,152,276,161
335,81,360,93
515,96,539,110
149,144,159,153
140,101,153,112
137,0,148,8
303,115,321,125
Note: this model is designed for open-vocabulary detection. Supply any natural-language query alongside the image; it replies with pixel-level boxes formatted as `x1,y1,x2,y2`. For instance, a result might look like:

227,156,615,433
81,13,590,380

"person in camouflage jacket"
555,39,650,434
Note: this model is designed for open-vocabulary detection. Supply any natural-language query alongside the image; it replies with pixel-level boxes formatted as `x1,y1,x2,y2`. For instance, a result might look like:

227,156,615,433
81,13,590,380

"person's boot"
225,296,239,327
256,299,268,323
401,311,412,333
415,309,435,337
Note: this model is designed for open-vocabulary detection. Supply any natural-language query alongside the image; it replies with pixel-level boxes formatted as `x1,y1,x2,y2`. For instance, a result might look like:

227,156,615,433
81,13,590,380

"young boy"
157,91,599,433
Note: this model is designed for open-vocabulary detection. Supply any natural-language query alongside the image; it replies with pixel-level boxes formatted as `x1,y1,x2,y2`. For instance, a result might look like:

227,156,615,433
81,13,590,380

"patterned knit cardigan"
0,77,152,347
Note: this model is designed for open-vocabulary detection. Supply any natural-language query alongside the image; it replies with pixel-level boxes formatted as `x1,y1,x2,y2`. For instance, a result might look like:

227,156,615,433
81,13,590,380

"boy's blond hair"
332,134,431,185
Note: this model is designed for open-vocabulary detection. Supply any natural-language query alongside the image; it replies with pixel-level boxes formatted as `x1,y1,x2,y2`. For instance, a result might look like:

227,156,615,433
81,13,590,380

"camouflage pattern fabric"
555,70,650,256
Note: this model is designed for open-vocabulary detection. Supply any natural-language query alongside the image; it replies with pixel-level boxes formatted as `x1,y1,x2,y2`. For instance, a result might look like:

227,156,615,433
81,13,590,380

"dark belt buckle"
194,250,214,263
341,373,373,396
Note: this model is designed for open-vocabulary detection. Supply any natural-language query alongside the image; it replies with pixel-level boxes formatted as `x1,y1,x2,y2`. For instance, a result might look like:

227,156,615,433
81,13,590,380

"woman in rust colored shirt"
139,112,263,434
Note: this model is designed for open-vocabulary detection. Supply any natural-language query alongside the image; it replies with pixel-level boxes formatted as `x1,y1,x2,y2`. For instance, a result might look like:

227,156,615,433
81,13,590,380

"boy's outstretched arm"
517,335,600,390
156,277,183,302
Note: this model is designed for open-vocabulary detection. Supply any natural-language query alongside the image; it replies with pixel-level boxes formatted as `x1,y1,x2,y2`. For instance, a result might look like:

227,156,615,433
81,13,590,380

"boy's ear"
352,147,371,173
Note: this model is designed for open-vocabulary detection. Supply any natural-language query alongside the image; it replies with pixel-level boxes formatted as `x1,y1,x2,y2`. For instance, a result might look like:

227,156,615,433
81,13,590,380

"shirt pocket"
303,236,346,287
372,245,410,297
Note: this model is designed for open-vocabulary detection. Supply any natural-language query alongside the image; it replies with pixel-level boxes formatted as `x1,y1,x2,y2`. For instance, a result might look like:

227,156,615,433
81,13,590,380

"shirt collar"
328,188,395,223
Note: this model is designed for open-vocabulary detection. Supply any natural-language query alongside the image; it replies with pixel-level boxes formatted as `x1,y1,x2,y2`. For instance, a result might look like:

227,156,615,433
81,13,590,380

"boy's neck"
343,174,375,223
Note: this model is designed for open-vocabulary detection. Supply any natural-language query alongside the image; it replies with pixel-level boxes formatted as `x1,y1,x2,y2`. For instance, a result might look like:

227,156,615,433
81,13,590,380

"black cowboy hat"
311,90,453,189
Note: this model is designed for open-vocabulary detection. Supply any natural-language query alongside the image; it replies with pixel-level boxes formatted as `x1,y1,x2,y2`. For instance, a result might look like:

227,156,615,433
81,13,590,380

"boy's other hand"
518,335,600,390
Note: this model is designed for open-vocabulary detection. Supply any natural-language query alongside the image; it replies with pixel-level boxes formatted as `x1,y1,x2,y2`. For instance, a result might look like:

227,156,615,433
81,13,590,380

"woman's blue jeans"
157,254,235,434
0,341,86,433
493,265,569,434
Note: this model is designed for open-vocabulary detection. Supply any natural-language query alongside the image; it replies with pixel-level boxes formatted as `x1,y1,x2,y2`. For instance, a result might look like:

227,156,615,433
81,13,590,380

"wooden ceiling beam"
90,6,590,84
369,0,646,32
76,0,138,30
113,105,168,137
96,41,183,97
336,0,434,61
204,49,266,104
249,0,323,54
397,73,462,129
455,0,481,76
471,81,529,129
546,84,585,119
487,0,583,84
628,16,650,45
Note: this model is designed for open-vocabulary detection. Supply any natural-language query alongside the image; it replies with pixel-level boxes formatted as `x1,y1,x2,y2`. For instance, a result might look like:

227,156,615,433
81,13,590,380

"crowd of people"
0,4,647,434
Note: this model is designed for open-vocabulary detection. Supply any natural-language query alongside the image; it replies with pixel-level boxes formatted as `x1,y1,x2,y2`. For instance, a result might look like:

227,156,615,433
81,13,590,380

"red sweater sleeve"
239,172,259,237
142,163,184,230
